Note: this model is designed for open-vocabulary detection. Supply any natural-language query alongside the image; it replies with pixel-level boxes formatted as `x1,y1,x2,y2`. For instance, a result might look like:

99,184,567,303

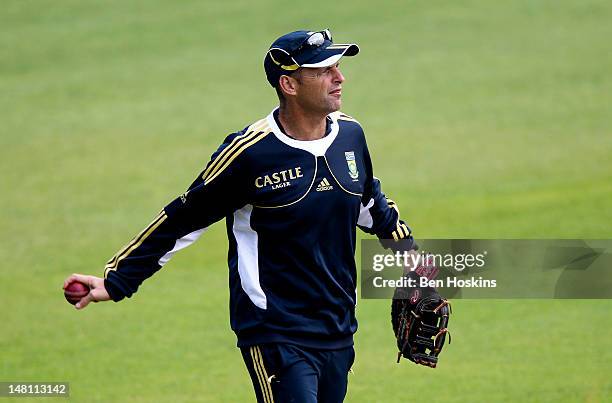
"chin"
328,99,342,112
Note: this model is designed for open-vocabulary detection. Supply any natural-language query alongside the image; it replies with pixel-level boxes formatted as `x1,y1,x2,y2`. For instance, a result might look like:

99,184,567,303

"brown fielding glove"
391,270,451,368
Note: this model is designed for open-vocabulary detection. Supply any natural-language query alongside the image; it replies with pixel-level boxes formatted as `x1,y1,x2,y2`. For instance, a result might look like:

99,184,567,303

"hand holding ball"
62,274,111,309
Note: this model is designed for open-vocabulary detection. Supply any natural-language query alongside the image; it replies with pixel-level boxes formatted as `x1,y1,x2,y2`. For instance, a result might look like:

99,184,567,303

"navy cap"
264,29,359,87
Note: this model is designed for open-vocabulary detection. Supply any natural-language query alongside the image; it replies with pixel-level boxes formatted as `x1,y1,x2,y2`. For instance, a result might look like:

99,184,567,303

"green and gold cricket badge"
345,151,359,181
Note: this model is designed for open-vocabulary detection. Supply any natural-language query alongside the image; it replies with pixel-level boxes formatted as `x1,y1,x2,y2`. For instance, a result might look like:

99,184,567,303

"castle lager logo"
255,167,303,190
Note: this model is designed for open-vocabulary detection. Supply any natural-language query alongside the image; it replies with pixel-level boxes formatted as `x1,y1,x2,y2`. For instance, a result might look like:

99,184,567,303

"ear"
279,74,299,97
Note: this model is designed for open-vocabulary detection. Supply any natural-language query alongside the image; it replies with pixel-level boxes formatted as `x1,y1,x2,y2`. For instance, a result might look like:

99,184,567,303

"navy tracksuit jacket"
103,108,414,349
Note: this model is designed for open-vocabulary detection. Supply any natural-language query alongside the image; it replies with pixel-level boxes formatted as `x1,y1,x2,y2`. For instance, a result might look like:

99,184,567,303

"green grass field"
1,1,611,401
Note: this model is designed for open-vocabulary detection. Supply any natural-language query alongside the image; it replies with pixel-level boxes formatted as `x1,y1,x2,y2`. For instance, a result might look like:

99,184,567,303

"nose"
331,66,344,84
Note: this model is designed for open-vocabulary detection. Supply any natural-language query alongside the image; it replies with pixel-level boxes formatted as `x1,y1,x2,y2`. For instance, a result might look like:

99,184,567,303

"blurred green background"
1,0,610,401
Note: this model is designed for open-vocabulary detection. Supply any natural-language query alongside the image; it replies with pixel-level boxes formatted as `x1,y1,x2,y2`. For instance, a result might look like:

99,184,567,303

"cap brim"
300,44,360,68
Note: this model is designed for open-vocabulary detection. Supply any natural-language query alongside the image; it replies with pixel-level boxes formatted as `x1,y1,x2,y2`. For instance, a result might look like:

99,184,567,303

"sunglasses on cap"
267,29,333,72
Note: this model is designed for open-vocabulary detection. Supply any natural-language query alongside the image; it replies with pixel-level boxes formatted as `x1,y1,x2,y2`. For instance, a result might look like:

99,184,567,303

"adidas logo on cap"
316,178,333,192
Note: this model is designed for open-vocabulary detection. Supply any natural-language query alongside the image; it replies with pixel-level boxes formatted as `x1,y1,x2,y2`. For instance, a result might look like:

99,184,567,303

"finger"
62,273,82,289
64,273,84,289
64,274,93,289
63,274,78,289
75,293,94,310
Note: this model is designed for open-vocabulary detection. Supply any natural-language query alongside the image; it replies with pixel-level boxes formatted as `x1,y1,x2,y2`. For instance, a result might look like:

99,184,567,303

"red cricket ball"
64,281,89,305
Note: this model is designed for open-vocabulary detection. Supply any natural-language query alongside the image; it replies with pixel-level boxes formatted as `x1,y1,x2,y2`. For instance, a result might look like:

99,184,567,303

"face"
292,63,345,114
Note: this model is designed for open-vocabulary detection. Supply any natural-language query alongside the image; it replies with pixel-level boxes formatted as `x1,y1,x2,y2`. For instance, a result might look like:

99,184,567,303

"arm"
357,142,416,252
64,132,250,309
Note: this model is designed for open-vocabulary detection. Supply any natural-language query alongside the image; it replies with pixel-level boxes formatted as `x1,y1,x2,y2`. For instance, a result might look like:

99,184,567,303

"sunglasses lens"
307,32,325,47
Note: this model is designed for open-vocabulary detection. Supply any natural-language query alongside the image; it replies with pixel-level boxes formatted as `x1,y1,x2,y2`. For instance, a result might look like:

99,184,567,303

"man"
64,29,415,402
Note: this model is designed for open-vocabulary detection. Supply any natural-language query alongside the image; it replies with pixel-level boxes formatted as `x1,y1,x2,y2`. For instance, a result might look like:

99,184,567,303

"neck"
278,103,328,141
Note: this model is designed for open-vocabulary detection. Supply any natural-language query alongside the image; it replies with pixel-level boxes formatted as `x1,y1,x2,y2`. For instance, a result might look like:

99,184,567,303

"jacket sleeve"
103,132,250,301
357,141,417,252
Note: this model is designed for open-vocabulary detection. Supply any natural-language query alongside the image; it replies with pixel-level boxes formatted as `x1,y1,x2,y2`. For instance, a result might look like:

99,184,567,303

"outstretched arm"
63,130,251,308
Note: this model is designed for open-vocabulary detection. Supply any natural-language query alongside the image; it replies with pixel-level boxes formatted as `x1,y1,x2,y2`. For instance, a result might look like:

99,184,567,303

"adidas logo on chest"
316,178,334,192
